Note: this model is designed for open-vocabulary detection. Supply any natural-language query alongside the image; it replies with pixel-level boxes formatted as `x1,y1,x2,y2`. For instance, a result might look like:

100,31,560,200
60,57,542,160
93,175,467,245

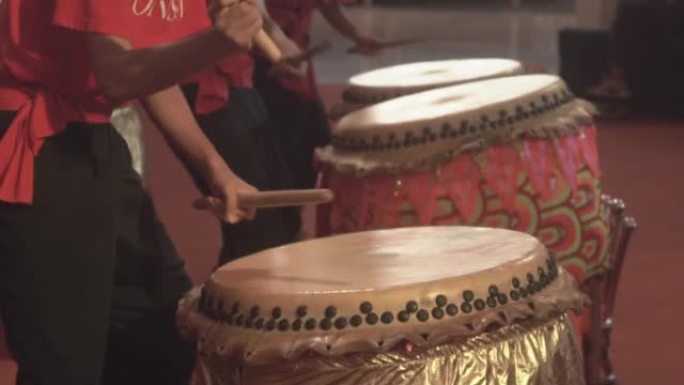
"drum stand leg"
584,195,636,385
584,277,606,385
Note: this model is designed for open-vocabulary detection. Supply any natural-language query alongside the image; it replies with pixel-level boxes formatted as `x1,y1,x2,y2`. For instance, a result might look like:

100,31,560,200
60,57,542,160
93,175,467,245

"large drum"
330,58,524,120
178,226,586,385
317,74,608,284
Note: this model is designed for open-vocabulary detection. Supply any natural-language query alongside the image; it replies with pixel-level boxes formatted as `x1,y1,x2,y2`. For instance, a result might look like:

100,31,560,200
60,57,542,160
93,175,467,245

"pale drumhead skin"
342,75,559,128
212,227,542,294
202,226,556,333
343,59,524,104
320,74,594,171
183,227,584,363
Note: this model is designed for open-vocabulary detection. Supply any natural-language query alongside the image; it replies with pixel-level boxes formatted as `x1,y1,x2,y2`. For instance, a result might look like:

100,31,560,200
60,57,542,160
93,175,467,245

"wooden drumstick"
266,40,332,77
240,189,334,208
212,0,283,63
253,29,284,64
194,189,334,210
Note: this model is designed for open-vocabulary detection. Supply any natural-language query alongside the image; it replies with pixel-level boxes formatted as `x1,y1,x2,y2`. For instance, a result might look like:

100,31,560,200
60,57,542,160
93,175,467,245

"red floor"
591,118,684,383
1,85,683,383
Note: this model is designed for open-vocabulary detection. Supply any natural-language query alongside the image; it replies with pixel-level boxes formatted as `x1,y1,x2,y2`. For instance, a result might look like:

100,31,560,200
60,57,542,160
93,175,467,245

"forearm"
265,20,292,48
139,86,227,181
319,2,362,42
88,30,240,105
139,85,257,223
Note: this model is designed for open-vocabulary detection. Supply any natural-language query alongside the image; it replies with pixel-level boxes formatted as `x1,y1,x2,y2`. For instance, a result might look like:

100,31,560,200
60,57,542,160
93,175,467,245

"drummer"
180,0,321,264
254,0,384,237
0,1,264,384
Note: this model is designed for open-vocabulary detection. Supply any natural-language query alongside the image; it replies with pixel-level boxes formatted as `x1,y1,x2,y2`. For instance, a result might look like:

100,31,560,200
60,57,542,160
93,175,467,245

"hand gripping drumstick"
240,0,285,63
254,20,334,64
212,0,284,63
194,189,335,210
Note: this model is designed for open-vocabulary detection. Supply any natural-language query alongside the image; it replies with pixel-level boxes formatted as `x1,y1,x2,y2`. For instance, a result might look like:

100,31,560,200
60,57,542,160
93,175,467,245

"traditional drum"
178,226,587,385
316,74,607,284
330,58,524,120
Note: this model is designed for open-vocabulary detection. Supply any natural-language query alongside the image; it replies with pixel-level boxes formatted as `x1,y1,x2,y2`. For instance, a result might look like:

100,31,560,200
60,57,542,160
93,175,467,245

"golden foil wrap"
194,313,583,385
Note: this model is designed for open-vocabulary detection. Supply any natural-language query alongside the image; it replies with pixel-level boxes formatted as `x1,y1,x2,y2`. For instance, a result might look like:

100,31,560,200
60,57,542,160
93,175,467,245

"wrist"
208,25,242,55
197,150,232,181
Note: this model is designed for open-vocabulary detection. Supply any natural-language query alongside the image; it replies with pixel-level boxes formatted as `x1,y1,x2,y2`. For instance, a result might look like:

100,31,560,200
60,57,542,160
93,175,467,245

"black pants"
181,86,298,265
253,58,331,190
0,112,195,385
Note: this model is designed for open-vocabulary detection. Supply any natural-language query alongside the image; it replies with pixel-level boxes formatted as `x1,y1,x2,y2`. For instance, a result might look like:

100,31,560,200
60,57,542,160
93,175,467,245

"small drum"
331,58,524,120
317,74,608,284
179,226,586,385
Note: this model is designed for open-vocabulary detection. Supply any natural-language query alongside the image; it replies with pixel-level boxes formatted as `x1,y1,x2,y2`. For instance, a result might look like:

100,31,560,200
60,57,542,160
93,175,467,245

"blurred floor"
309,2,577,84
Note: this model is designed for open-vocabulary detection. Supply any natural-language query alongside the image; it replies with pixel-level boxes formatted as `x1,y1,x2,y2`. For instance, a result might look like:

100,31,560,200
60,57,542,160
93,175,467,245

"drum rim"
320,75,597,175
178,266,586,364
342,58,525,105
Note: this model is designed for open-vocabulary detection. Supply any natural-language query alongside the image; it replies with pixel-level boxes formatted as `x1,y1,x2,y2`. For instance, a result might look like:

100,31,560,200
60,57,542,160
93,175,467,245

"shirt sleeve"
52,0,210,48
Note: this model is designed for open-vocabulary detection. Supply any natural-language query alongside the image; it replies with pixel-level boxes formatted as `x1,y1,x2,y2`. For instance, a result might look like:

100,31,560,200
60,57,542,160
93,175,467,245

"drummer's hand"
268,36,307,78
201,163,258,223
211,0,262,51
349,35,383,56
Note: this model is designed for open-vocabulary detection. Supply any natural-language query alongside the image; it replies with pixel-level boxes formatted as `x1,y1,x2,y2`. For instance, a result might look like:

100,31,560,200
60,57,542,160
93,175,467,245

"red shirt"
266,0,321,49
264,0,346,100
186,53,255,115
185,0,254,115
0,0,209,204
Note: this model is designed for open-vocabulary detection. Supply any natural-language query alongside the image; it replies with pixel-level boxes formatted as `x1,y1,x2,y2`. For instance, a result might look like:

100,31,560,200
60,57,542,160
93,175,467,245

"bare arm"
254,0,304,64
252,0,310,77
318,2,362,42
139,86,257,223
87,2,262,104
318,2,382,54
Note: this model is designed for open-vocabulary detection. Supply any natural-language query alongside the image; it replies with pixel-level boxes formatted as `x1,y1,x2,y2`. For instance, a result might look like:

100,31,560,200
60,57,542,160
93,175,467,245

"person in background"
181,0,310,265
0,0,263,384
588,0,684,101
254,0,383,239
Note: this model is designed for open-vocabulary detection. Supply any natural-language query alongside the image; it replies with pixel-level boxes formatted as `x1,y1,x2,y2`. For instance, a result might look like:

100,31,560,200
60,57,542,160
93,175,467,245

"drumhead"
343,58,524,104
320,74,595,172
342,75,560,128
179,226,585,363
212,226,543,294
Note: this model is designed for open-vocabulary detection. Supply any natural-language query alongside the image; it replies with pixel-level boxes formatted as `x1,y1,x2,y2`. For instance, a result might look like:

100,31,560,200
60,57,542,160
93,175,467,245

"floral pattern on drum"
321,126,607,283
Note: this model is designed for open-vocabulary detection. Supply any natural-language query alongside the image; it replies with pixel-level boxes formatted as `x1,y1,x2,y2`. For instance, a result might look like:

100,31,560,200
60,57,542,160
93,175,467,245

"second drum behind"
330,58,524,121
